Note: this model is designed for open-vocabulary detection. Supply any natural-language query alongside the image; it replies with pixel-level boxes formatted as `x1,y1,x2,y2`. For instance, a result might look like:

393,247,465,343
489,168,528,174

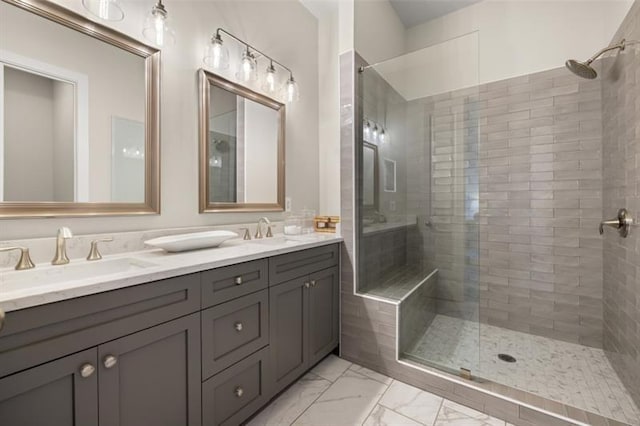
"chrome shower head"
565,59,598,79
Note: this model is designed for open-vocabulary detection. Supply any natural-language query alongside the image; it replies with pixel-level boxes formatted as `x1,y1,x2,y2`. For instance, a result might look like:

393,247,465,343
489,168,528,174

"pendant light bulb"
82,0,124,21
379,128,386,143
204,33,229,69
263,62,277,94
372,125,379,141
143,0,175,47
363,121,371,139
283,74,299,103
236,48,257,82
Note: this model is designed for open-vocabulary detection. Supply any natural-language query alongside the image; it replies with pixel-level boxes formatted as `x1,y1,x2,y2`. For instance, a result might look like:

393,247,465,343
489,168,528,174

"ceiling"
389,0,483,28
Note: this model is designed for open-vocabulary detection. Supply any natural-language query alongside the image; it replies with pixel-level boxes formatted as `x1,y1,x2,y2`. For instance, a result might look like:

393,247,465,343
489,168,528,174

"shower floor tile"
405,315,640,425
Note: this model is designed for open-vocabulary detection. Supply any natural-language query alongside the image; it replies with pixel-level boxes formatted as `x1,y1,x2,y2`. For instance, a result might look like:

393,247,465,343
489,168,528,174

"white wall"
1,0,319,240
354,0,405,65
405,0,634,87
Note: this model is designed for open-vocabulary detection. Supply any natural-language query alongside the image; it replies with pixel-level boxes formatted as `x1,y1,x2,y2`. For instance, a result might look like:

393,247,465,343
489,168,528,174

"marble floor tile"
293,369,389,426
435,400,506,426
349,364,393,385
378,380,443,425
363,405,424,426
247,373,331,426
311,354,352,382
404,314,640,424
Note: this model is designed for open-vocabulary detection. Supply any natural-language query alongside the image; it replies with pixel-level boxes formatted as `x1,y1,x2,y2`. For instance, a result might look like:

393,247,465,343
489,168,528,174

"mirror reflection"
200,70,284,212
0,0,159,216
362,142,378,209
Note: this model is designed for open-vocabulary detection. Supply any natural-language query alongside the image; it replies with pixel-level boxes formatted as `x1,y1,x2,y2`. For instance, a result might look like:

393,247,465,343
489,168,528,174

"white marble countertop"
0,233,342,313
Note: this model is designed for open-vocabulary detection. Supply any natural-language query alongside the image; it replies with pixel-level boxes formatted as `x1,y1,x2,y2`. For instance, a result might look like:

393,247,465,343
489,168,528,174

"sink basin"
0,257,158,293
144,230,238,252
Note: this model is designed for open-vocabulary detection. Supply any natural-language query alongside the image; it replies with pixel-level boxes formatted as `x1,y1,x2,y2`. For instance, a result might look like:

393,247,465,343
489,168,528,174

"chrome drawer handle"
80,363,95,378
234,386,244,398
234,322,243,332
234,276,243,285
103,355,118,369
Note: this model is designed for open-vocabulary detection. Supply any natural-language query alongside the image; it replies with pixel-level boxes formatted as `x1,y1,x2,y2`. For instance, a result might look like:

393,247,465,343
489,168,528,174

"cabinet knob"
0,308,5,333
80,363,95,378
304,282,310,288
103,355,118,369
234,322,243,332
234,276,243,285
234,386,244,398
310,280,317,287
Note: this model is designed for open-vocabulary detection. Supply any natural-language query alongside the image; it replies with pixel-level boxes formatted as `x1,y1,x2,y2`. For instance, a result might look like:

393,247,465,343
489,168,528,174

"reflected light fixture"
363,121,371,139
204,28,300,102
82,0,124,21
203,32,229,69
143,0,175,47
372,124,379,141
379,128,386,143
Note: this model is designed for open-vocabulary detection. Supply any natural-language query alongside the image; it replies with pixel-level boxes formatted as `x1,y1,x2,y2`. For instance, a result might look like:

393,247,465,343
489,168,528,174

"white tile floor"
247,355,511,426
405,315,640,425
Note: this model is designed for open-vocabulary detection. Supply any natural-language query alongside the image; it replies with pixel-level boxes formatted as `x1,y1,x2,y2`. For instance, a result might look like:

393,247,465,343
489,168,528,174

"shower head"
565,38,631,79
565,59,598,79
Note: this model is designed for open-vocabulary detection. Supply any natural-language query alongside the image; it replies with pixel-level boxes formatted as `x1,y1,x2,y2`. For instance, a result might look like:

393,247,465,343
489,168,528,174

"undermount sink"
0,257,158,293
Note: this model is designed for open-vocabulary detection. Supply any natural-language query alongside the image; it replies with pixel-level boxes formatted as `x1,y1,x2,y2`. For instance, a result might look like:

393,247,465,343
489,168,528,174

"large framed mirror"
362,142,379,210
0,0,160,217
199,70,285,212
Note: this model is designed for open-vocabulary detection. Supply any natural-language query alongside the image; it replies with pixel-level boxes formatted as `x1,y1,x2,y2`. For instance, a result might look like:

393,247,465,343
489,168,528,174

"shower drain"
498,353,516,363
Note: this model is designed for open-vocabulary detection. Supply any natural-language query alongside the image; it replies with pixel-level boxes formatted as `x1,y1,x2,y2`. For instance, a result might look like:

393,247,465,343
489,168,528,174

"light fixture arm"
215,28,294,76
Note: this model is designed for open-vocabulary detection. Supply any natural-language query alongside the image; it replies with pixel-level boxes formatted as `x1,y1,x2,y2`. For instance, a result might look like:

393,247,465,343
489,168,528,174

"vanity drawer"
0,273,200,378
201,259,268,308
269,243,339,285
201,289,268,380
202,346,270,426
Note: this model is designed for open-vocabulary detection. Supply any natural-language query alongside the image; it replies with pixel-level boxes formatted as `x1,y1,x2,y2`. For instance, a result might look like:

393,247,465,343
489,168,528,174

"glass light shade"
142,3,175,47
283,75,300,103
379,128,386,143
236,50,258,82
363,121,371,139
372,125,379,141
203,35,229,69
82,0,124,21
262,64,277,94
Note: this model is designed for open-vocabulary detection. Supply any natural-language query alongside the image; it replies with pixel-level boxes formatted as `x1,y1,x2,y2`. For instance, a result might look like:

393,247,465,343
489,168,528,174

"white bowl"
144,230,238,252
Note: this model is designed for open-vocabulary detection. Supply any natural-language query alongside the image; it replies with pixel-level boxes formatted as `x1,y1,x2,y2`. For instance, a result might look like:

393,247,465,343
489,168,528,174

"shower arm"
585,39,640,64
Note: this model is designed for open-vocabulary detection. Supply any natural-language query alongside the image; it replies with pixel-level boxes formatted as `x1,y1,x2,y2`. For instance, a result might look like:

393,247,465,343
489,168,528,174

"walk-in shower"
355,26,640,426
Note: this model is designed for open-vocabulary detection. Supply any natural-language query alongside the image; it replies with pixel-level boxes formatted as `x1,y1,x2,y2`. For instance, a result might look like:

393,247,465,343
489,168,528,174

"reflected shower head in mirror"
565,38,637,79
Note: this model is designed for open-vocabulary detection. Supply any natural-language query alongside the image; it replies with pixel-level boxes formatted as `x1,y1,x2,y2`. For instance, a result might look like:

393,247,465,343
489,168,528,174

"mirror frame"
362,141,379,211
0,0,160,218
199,69,285,213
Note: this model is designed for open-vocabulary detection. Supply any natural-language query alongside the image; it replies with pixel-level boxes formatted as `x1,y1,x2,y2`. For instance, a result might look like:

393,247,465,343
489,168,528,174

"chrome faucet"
255,217,273,239
52,227,73,265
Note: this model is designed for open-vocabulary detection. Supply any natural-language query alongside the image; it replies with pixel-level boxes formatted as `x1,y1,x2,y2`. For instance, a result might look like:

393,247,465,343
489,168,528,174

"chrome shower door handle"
599,208,633,238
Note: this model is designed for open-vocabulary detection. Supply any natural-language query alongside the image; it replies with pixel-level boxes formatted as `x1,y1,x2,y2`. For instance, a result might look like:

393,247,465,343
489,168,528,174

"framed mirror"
362,142,378,210
383,158,396,192
0,0,160,218
199,70,285,212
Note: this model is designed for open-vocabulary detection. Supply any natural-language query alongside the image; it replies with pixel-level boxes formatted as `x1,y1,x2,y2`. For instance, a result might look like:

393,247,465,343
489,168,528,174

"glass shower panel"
356,32,481,378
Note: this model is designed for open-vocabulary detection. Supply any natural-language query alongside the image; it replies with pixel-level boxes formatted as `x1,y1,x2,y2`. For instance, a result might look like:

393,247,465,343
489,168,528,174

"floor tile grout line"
357,378,394,425
432,398,446,426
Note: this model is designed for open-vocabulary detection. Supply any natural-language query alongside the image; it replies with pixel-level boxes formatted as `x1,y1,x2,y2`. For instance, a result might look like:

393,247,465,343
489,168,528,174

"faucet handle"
266,224,275,238
238,228,251,241
87,238,113,261
0,246,35,270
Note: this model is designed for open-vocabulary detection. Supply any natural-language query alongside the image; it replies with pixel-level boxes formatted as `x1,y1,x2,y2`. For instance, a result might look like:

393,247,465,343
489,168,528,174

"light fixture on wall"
363,118,387,144
142,0,175,47
379,128,386,143
363,121,371,139
203,28,300,102
82,0,124,21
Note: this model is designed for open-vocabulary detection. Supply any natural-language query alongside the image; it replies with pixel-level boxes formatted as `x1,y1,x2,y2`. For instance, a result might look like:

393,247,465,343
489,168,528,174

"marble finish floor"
404,315,640,425
247,355,511,426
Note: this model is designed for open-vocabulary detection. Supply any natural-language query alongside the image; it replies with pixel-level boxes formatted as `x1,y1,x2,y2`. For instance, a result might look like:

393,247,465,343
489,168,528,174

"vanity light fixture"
204,28,300,102
372,124,379,141
363,118,388,144
143,0,175,47
363,120,371,139
203,33,229,69
82,0,124,21
379,128,386,143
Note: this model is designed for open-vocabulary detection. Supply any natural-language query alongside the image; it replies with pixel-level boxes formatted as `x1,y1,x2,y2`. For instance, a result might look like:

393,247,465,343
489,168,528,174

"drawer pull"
103,355,118,369
80,363,95,378
234,322,243,332
234,276,243,285
234,386,244,398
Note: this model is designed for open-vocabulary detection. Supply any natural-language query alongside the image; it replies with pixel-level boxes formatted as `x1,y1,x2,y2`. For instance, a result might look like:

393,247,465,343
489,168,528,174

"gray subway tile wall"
602,0,640,408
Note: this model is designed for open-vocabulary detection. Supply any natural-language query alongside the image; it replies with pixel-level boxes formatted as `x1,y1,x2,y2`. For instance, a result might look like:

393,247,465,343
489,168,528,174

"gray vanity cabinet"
308,266,340,367
98,313,201,426
0,348,98,426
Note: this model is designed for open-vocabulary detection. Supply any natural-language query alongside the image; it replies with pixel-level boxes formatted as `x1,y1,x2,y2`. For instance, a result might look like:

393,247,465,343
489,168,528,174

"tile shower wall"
406,67,605,347
602,0,640,407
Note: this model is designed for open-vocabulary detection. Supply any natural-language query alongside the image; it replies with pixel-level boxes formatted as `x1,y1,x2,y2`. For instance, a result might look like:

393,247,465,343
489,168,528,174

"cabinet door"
0,348,98,426
308,266,340,366
98,314,201,426
269,276,309,394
